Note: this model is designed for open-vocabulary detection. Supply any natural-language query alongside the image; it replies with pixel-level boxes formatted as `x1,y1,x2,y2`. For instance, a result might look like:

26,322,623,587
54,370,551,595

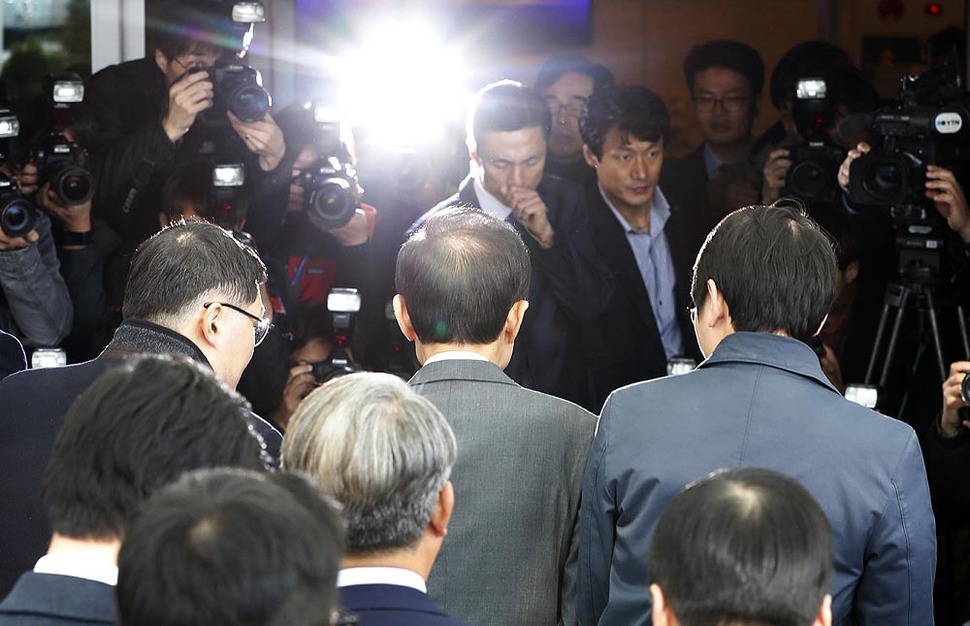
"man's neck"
617,203,652,233
417,342,506,367
47,533,120,561
341,548,433,581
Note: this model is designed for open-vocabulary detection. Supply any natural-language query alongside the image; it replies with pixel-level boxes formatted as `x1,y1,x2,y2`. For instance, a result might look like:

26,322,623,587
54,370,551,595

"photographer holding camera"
0,107,73,350
86,0,287,249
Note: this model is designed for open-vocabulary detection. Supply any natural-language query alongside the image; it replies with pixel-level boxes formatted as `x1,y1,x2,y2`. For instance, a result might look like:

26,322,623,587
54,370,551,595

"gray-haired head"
282,372,457,555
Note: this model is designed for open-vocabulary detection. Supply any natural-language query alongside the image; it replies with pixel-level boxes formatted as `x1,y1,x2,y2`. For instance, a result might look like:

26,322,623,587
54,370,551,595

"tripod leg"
924,289,947,381
866,300,894,385
880,285,911,388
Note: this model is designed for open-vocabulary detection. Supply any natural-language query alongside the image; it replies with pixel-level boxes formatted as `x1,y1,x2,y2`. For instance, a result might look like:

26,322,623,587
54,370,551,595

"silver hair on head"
282,372,457,554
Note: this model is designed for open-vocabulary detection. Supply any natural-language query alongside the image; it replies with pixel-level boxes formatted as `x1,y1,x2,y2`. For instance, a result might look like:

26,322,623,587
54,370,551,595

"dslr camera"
30,73,95,206
0,108,38,238
297,156,360,230
785,78,846,201
193,63,271,123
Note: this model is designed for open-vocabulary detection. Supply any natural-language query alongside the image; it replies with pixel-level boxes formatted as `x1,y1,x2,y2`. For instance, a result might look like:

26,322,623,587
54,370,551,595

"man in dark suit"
283,373,470,626
117,470,343,626
650,468,835,626
393,208,595,625
0,357,265,625
578,204,936,626
0,221,281,595
412,80,612,411
578,85,706,407
666,40,764,226
0,329,25,380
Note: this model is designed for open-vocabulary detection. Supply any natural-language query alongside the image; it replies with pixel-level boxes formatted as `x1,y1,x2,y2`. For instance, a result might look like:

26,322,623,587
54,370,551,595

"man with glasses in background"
0,220,282,596
534,57,615,187
665,40,764,226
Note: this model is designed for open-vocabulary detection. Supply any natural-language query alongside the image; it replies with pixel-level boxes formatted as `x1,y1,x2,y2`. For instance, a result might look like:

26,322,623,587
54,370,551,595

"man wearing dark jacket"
411,81,612,410
579,85,706,407
0,220,281,596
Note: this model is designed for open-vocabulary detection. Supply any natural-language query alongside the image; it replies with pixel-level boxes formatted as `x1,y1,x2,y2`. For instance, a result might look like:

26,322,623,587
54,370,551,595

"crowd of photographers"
0,0,969,622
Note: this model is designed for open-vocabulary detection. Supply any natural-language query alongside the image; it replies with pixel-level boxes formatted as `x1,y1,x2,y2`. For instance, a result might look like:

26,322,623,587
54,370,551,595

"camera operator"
85,0,288,249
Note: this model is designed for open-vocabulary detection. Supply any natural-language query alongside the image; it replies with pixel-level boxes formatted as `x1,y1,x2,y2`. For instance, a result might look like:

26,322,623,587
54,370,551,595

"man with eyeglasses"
0,220,283,596
409,80,612,411
534,57,615,187
665,40,764,224
85,0,289,313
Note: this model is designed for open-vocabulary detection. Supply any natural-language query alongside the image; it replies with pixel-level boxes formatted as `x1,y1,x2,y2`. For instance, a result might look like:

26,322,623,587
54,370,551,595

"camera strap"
121,157,156,215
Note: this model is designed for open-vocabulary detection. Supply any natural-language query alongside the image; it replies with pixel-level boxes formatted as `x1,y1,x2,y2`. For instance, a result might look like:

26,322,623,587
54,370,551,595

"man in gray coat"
578,202,936,626
393,207,595,626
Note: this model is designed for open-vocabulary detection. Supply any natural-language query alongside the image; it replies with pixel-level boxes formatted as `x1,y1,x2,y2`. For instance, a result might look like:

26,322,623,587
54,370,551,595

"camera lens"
0,197,37,238
230,84,270,123
54,166,95,205
961,372,970,406
308,177,357,230
863,163,903,201
787,160,829,200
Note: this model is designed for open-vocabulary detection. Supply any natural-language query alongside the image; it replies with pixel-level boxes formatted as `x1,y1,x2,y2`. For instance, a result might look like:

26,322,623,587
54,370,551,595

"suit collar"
0,572,116,624
339,583,448,616
409,359,518,387
700,332,839,393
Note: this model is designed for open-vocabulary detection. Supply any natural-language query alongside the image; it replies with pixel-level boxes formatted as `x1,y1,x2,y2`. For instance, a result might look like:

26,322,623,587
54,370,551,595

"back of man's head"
283,372,456,556
467,80,552,152
683,40,765,97
650,467,834,626
534,56,615,93
117,469,344,626
690,202,836,342
122,220,266,325
42,356,265,542
395,207,530,345
580,85,670,159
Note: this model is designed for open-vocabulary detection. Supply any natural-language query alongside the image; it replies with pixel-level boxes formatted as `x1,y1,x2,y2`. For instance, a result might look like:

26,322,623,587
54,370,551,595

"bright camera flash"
213,164,246,187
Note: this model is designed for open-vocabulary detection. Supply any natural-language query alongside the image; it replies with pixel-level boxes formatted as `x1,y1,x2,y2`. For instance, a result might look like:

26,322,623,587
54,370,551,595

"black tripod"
863,233,969,411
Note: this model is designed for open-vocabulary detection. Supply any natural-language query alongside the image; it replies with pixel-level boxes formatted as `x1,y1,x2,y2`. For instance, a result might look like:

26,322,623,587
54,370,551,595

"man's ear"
198,301,224,349
649,584,672,626
582,145,599,169
504,300,529,343
428,480,454,539
844,260,859,286
154,48,169,74
814,594,833,626
158,212,169,230
392,294,417,342
705,278,727,328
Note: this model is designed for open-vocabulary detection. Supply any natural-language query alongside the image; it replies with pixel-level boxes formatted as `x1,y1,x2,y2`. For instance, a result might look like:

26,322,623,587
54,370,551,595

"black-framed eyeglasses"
693,94,751,113
203,301,272,346
544,96,587,119
171,56,208,73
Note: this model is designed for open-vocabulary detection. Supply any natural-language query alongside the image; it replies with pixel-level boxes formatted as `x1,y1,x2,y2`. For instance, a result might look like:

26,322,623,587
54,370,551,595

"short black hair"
42,356,265,541
690,201,837,342
117,469,344,626
769,41,876,113
534,56,615,93
580,85,670,159
468,81,552,150
651,467,834,626
396,207,531,345
683,40,765,97
122,220,267,323
147,0,232,60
